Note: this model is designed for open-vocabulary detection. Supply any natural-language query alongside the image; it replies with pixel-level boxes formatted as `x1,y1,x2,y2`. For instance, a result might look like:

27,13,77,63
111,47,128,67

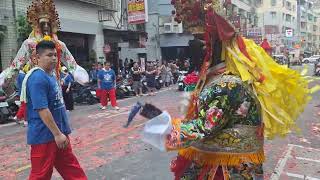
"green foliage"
89,49,97,62
16,14,32,45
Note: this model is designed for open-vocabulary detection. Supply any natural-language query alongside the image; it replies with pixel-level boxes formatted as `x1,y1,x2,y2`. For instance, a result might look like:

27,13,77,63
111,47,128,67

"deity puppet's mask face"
40,20,52,35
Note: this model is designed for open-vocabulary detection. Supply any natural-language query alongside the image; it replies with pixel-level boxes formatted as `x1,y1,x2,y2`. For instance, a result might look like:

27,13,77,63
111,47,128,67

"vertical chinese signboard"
128,0,148,24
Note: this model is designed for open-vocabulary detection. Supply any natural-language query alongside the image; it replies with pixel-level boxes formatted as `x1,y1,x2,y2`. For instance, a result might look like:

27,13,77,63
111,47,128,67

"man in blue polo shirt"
26,40,87,179
97,62,119,110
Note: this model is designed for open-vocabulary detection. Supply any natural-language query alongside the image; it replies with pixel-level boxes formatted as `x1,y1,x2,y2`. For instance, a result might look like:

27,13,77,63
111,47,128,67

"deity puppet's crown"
171,0,223,34
27,0,60,33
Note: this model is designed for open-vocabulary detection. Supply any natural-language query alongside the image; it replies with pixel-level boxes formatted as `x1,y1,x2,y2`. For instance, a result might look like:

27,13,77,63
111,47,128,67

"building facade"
227,0,260,43
298,0,320,54
116,0,155,63
157,0,193,61
314,1,320,53
256,0,298,53
0,0,31,71
0,0,119,70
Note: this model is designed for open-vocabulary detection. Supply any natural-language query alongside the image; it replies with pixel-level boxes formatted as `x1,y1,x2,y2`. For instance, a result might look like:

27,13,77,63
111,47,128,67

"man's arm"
113,70,117,85
97,72,102,88
67,79,72,93
97,79,101,89
38,108,68,149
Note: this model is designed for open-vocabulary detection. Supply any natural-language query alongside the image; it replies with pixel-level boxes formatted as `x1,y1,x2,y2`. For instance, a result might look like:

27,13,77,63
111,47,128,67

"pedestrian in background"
170,61,179,84
95,63,103,101
24,40,87,179
97,62,119,110
89,64,98,84
129,59,134,69
131,62,143,96
146,64,157,96
61,66,74,111
14,64,28,126
160,61,172,87
123,58,130,77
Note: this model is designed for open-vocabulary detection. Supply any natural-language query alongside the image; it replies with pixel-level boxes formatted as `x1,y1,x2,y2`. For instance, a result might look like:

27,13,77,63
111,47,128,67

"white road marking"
0,122,18,127
88,112,111,119
286,172,320,180
289,144,320,152
295,157,320,164
117,87,173,102
270,144,294,180
271,144,320,180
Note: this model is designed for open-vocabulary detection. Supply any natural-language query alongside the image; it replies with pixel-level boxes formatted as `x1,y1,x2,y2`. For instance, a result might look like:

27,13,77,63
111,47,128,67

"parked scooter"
141,76,149,94
0,90,10,124
314,63,320,76
116,78,136,99
72,82,98,105
177,71,188,91
155,75,163,90
0,90,18,124
7,92,19,117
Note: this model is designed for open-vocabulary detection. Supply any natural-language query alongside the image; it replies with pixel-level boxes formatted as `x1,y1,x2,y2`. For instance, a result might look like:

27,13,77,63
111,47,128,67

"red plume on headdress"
173,0,235,40
211,12,235,41
260,38,272,50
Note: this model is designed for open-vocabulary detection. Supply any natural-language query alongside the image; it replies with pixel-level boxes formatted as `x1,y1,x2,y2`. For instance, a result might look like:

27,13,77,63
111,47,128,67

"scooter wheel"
142,87,148,94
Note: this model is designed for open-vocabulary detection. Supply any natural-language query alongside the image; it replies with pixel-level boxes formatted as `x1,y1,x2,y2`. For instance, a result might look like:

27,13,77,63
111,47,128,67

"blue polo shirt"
26,69,71,145
98,69,116,90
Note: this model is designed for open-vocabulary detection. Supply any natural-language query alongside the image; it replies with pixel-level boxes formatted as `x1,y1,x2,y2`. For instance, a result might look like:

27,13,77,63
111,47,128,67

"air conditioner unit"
172,23,183,33
164,23,173,33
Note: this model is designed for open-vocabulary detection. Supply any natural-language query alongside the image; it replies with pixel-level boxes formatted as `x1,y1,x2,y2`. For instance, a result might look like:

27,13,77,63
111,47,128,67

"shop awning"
160,33,194,47
103,29,147,41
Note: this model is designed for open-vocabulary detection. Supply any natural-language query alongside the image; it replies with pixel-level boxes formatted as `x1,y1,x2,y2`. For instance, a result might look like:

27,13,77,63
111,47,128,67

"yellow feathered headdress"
224,36,316,139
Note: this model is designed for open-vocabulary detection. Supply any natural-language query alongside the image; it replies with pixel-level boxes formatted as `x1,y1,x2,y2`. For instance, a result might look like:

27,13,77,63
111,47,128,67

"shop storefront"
160,33,194,61
57,32,90,68
103,29,148,74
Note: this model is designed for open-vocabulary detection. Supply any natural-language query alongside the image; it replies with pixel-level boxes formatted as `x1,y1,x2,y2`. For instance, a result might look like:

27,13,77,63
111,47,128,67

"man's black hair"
36,40,56,55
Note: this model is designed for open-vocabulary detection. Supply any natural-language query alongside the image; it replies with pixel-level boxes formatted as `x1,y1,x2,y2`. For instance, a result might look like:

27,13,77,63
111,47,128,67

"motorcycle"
72,82,98,105
155,75,163,90
0,92,10,124
116,78,136,99
0,90,18,124
314,63,320,76
7,92,19,117
141,76,149,94
177,71,188,91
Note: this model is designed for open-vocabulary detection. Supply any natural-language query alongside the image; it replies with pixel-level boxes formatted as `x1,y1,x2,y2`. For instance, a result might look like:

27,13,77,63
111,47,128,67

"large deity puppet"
0,0,88,91
128,0,316,179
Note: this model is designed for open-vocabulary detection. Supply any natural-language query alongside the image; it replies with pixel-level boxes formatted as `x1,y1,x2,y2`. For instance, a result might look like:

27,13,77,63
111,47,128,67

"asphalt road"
0,70,320,180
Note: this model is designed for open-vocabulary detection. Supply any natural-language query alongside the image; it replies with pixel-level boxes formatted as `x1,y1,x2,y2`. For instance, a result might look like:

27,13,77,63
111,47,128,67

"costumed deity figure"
130,0,317,179
0,0,88,92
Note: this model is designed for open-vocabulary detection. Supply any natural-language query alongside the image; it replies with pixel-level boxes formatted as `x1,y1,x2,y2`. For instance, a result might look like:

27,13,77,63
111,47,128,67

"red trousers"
16,102,26,120
100,88,117,107
96,89,102,99
29,138,87,180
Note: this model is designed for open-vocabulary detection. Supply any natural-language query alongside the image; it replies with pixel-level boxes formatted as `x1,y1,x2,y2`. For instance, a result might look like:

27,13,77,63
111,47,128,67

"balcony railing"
75,0,117,11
